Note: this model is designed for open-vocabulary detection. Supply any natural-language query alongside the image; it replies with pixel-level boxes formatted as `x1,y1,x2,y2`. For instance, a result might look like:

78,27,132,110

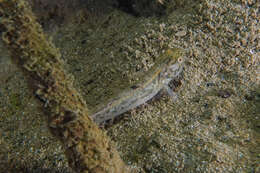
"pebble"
218,89,232,98
175,30,187,37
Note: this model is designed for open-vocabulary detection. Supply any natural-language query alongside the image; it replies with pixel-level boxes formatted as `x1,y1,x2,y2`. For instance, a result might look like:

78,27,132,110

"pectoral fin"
163,85,177,101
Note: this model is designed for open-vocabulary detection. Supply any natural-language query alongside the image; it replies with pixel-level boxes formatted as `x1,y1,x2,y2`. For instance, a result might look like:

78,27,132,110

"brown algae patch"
0,50,70,171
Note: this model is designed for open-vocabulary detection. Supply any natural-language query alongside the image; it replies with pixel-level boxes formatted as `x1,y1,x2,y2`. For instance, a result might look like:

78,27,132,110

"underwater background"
0,0,259,172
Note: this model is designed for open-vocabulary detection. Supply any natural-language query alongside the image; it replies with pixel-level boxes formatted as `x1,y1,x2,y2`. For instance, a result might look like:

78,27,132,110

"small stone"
241,38,247,46
175,30,187,37
217,90,232,98
206,83,215,87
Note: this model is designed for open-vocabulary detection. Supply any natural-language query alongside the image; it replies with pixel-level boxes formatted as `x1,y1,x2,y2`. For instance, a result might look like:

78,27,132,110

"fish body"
91,48,184,124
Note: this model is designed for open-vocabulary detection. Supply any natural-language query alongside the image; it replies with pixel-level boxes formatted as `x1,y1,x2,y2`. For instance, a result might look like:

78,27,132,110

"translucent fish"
91,48,184,124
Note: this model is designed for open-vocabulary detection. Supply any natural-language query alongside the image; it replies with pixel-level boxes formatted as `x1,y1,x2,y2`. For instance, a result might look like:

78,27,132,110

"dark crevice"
115,0,166,17
116,0,139,17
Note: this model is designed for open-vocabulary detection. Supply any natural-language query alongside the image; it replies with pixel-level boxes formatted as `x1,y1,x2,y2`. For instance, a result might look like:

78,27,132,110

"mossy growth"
1,1,130,172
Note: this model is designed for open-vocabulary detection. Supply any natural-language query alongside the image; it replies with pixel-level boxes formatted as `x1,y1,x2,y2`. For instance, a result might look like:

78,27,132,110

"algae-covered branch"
0,0,131,172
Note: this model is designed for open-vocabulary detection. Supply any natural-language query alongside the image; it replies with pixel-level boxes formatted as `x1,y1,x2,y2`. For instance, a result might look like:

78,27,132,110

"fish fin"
163,85,177,101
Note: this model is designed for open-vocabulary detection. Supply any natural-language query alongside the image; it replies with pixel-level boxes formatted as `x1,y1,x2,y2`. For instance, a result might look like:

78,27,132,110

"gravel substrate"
0,0,259,172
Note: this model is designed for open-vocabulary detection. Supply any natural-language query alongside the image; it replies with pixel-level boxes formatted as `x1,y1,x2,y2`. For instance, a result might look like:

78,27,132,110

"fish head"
162,48,184,81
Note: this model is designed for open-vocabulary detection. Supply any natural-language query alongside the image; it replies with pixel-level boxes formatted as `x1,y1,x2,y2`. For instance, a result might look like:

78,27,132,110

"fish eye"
177,57,183,63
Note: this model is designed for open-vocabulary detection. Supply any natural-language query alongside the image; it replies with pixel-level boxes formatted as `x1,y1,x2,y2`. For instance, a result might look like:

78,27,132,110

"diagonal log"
0,0,130,172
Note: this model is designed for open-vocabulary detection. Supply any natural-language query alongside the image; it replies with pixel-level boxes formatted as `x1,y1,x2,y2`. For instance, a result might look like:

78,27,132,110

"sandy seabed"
0,0,259,172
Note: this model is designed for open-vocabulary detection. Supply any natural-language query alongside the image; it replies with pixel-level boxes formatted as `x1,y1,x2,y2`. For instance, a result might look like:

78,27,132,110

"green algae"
9,93,22,109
